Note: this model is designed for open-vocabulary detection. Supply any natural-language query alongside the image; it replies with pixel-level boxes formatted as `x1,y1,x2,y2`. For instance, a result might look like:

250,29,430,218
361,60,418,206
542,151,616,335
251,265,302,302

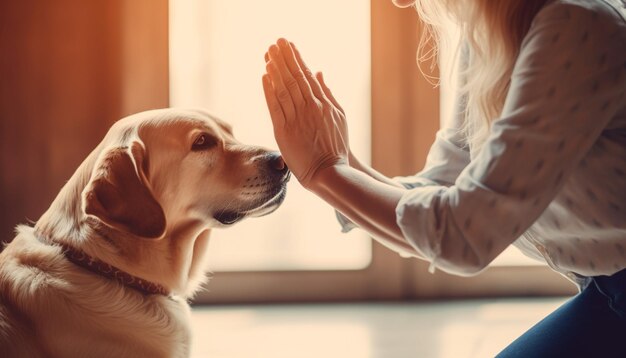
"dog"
0,108,290,357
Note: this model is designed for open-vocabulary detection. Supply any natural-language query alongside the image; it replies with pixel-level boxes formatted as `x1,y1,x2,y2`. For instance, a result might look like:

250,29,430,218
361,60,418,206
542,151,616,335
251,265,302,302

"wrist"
306,163,350,194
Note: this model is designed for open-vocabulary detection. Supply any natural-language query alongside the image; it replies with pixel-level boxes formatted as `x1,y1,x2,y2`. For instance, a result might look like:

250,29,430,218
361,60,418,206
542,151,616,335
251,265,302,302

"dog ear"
83,142,166,239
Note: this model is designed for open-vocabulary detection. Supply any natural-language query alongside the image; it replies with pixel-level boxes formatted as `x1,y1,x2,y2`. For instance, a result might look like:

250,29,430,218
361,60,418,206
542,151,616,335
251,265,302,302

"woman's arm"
345,42,471,191
347,152,405,188
263,0,625,276
262,39,418,256
310,163,415,255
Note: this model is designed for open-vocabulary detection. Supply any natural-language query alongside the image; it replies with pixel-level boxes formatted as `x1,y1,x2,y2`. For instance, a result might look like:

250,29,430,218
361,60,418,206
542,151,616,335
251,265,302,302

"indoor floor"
190,297,567,358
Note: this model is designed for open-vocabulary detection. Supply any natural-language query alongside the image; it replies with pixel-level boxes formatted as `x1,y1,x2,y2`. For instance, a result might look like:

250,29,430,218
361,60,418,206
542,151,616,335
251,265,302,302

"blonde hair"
415,0,547,152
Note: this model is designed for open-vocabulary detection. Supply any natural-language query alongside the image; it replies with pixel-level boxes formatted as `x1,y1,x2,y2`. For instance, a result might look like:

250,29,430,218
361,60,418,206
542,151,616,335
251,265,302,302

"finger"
266,61,297,121
276,38,315,100
264,52,269,63
262,73,286,127
289,41,326,102
316,72,344,114
268,44,305,106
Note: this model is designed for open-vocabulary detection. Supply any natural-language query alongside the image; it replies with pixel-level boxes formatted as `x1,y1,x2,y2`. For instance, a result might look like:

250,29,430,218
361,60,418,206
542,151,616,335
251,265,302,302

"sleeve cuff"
334,175,440,233
396,185,448,273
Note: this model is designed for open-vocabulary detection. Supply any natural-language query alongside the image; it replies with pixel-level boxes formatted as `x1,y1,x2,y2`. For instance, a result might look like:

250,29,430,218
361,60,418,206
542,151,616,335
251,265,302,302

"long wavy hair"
415,0,548,153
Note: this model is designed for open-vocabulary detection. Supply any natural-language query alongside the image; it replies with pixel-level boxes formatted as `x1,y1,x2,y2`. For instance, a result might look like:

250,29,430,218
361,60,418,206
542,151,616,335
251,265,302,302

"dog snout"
267,152,289,177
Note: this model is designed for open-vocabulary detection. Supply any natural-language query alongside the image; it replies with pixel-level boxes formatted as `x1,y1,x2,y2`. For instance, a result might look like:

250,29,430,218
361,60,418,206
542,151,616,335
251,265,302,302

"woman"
262,0,626,356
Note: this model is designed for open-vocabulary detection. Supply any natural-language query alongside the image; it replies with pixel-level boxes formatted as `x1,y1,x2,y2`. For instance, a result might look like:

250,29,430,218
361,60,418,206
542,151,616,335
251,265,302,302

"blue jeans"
497,269,626,357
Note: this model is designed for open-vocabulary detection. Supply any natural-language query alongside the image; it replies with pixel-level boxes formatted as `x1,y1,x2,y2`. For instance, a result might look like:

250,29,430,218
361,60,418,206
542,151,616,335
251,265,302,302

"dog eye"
192,134,217,151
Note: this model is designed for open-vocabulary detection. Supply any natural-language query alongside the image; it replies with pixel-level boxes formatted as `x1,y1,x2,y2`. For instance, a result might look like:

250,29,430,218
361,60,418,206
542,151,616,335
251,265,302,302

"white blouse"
340,0,626,288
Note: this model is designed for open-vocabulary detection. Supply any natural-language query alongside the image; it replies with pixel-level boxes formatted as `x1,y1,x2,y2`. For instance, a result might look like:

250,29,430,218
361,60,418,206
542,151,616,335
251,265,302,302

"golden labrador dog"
0,108,290,357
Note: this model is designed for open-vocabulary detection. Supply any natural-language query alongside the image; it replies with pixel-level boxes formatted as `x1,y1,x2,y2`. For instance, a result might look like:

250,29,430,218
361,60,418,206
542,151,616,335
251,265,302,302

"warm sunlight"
169,0,372,271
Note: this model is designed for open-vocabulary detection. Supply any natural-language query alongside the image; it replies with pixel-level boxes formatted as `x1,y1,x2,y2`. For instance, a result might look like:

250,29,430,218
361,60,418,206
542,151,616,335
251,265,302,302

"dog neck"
34,142,214,298
38,235,169,296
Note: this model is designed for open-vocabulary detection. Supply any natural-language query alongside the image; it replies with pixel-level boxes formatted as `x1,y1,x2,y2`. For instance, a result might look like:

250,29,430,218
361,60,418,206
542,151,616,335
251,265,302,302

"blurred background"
1,1,578,357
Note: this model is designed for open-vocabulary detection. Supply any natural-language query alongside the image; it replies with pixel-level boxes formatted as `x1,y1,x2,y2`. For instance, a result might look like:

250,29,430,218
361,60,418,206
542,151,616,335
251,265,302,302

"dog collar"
38,236,169,296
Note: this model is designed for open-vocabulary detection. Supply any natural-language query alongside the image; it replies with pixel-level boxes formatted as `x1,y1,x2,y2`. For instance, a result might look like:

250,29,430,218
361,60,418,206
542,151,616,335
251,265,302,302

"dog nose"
268,153,288,173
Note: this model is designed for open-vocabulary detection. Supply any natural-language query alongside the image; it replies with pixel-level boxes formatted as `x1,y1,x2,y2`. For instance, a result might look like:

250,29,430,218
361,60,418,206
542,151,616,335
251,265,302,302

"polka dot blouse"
341,0,626,288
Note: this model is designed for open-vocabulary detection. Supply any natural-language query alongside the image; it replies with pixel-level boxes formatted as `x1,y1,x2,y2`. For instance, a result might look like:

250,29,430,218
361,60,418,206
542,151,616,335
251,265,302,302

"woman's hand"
262,38,350,189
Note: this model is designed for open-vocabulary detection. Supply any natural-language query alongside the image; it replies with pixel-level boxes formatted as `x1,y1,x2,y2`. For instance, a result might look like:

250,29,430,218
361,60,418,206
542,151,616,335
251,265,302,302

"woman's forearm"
261,39,415,256
308,163,416,255
348,152,405,188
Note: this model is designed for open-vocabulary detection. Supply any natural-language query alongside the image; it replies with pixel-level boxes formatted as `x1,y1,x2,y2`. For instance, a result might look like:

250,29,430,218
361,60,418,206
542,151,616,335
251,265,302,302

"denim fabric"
497,269,626,358
594,268,626,319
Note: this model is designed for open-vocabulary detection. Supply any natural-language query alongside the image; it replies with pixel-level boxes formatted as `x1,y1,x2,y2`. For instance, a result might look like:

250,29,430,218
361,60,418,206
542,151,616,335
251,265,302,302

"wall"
0,0,168,244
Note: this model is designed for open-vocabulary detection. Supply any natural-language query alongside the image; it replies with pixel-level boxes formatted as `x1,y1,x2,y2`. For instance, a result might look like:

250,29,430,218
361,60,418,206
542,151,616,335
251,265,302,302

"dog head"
82,108,290,240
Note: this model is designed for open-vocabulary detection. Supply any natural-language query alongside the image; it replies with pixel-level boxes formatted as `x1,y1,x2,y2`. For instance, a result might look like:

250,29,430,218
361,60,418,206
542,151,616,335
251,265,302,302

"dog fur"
0,108,289,357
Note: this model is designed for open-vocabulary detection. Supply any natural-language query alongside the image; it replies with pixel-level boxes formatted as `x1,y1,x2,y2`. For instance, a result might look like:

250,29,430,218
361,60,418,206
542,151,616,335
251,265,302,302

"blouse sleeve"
337,46,472,233
396,1,626,275
336,122,470,233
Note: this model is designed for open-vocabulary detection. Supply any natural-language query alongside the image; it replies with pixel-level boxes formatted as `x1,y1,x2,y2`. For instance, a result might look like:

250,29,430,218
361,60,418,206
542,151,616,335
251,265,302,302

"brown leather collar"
38,236,169,296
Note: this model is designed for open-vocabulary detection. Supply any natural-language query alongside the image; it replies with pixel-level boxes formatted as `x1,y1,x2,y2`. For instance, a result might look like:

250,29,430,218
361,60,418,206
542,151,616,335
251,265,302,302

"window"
170,0,372,272
170,1,575,302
